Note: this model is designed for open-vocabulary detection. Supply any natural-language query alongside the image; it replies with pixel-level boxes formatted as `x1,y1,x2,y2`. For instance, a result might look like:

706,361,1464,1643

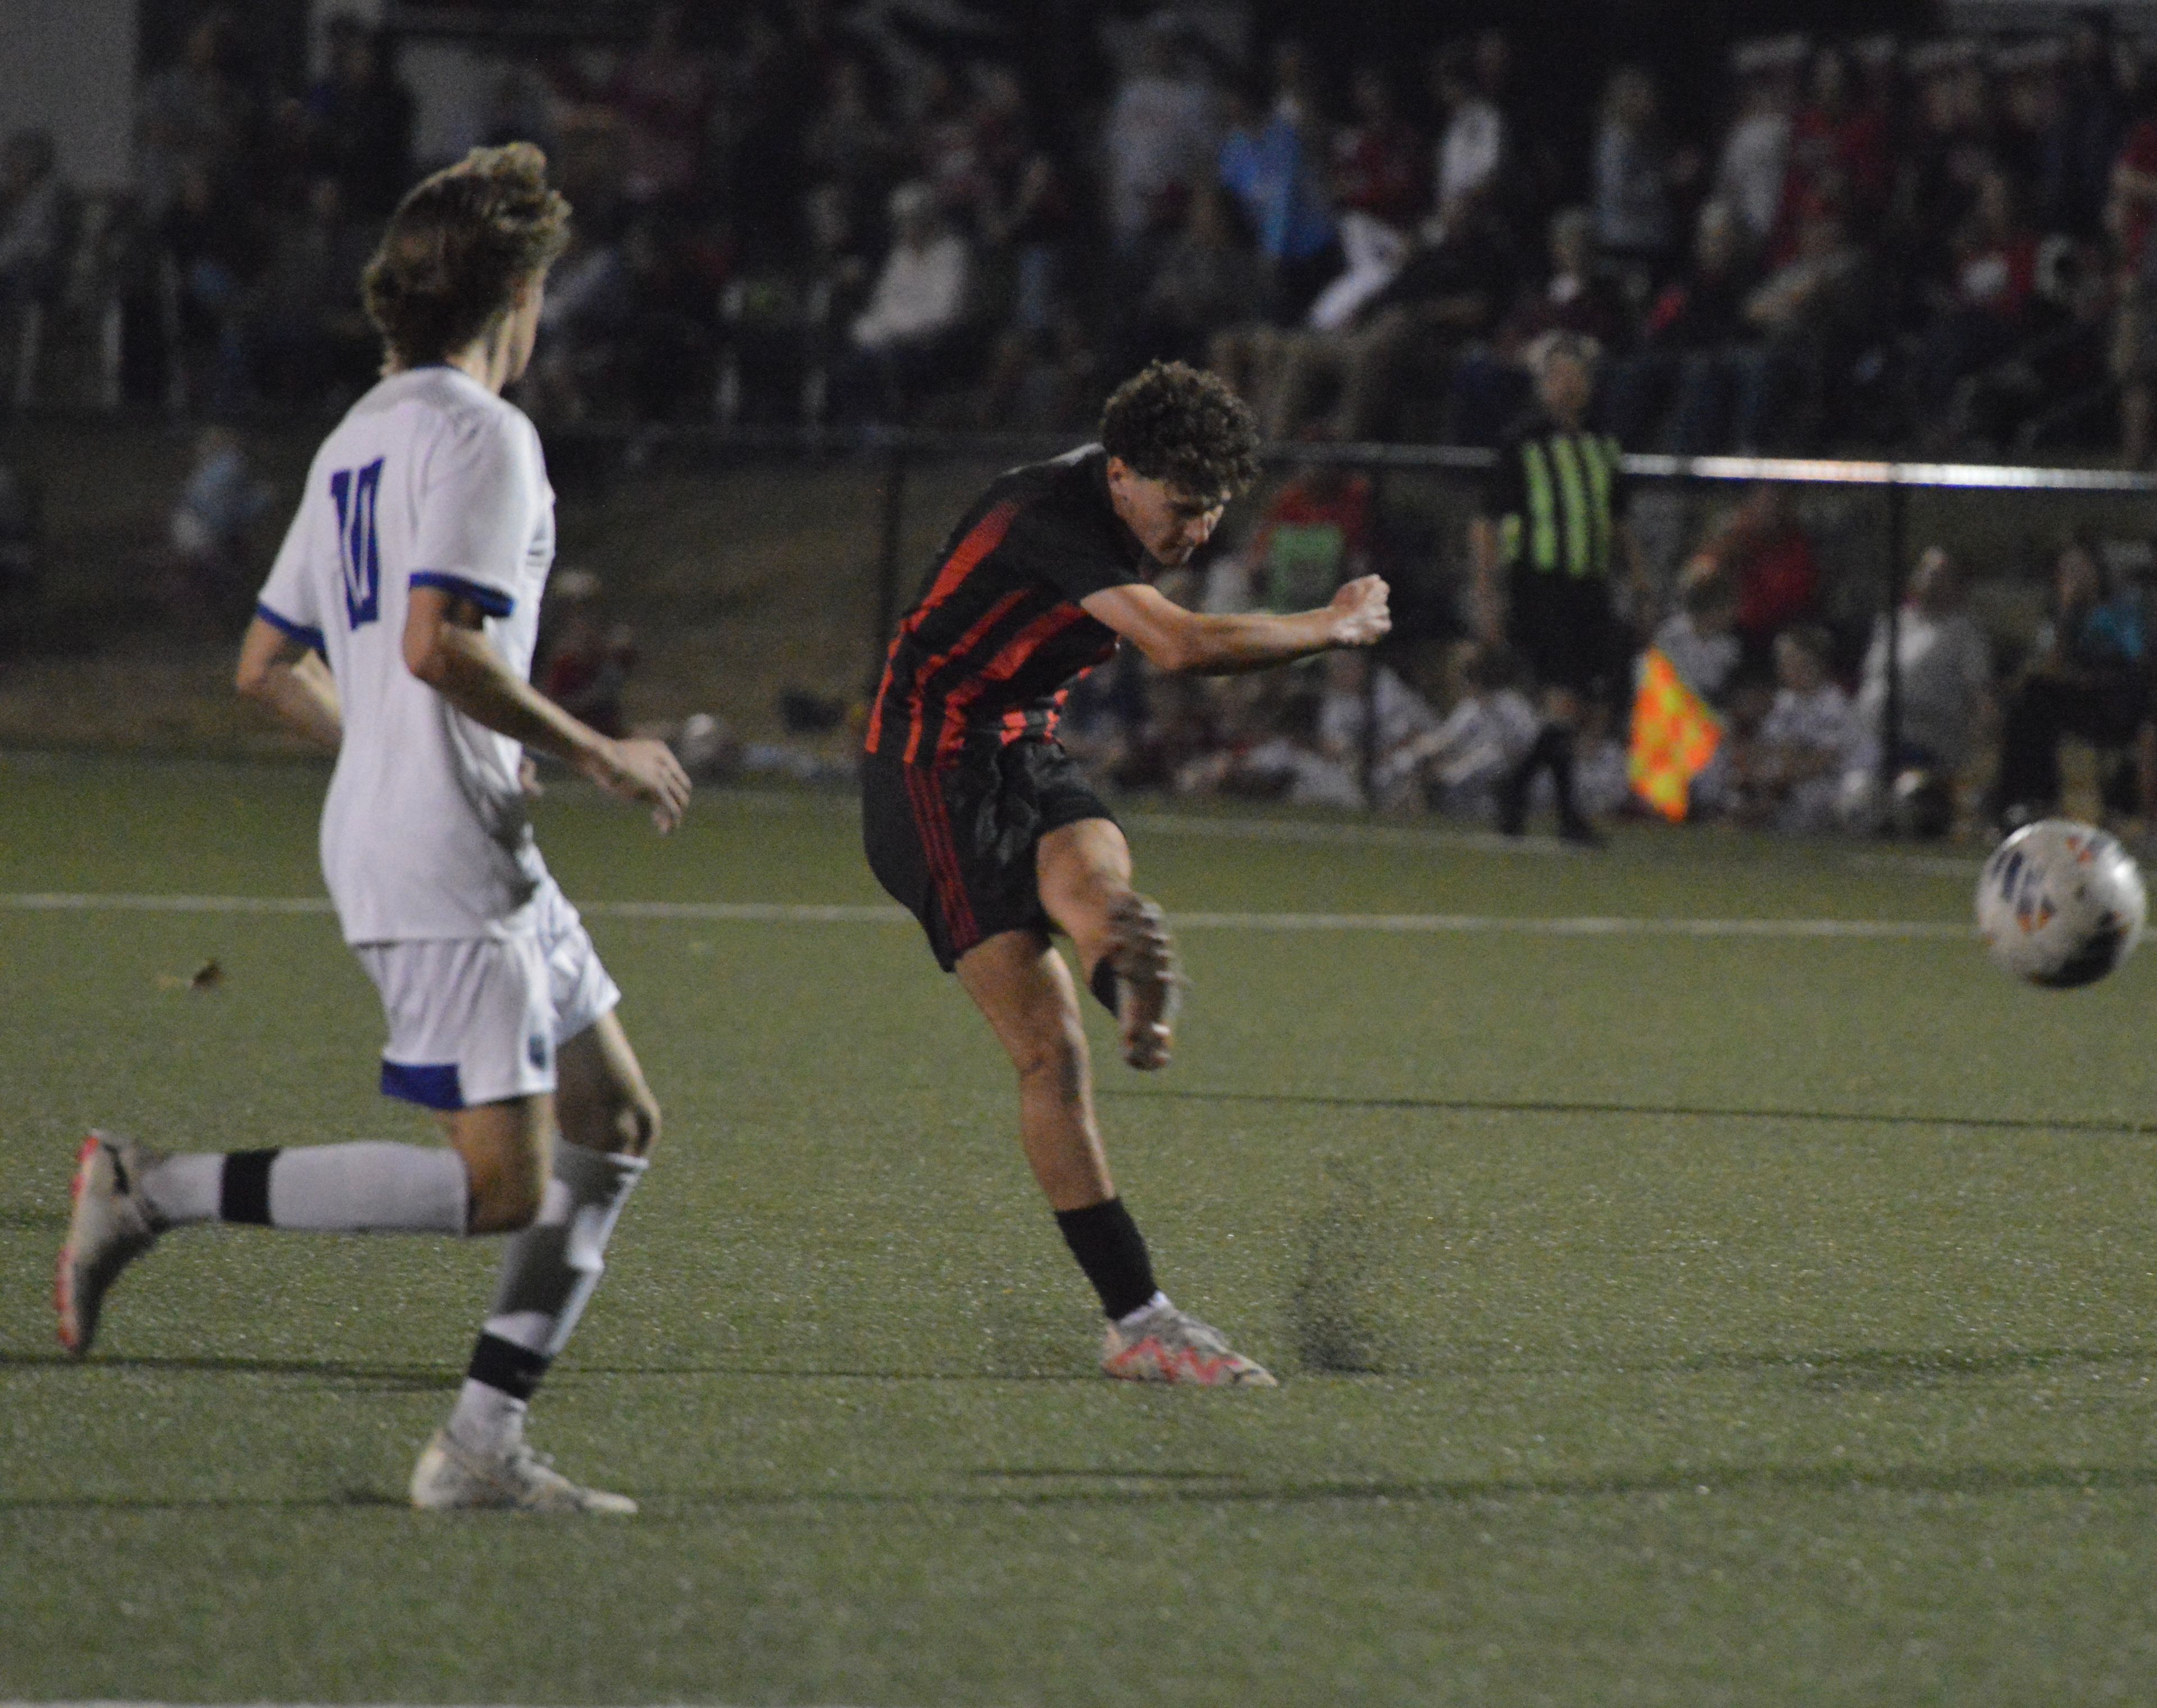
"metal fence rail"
523,424,2157,813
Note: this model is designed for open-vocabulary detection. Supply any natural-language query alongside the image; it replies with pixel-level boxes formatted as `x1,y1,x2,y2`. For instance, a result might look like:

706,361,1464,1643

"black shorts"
862,740,1116,971
1508,566,1617,699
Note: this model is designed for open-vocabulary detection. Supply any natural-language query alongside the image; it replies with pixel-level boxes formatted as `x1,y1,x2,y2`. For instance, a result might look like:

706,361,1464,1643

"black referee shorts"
1508,566,1618,700
862,740,1117,972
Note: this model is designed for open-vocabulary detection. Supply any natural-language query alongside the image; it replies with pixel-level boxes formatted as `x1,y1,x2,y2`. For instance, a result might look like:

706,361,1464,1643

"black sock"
1087,958,1120,1016
1547,726,1581,821
466,1331,550,1403
1054,1197,1159,1319
218,1149,279,1224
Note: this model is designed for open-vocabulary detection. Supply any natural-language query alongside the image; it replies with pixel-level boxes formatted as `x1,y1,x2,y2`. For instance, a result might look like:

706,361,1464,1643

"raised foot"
1105,894,1184,1071
1100,1302,1277,1387
56,1131,162,1358
409,1430,638,1515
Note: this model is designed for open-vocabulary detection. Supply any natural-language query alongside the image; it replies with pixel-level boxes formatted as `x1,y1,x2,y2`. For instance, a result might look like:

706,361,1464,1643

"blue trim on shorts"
409,572,514,618
255,601,325,655
381,1059,463,1110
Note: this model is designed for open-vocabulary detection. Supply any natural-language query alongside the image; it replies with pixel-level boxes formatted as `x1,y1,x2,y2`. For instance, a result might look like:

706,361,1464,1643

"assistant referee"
1469,332,1643,843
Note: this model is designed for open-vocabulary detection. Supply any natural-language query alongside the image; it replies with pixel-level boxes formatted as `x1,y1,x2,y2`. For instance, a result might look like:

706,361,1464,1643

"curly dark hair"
1098,361,1261,502
361,143,571,369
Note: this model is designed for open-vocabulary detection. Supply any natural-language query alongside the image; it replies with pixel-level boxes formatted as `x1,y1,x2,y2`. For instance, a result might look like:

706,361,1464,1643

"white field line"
0,892,1972,940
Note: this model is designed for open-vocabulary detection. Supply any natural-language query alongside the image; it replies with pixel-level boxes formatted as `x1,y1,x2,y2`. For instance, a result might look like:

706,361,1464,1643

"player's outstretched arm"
403,585,691,832
1081,576,1391,676
235,616,343,749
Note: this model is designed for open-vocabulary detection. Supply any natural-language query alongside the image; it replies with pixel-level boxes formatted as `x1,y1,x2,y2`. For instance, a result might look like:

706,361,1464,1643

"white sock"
1117,1291,1171,1330
446,1144,647,1452
140,1145,467,1233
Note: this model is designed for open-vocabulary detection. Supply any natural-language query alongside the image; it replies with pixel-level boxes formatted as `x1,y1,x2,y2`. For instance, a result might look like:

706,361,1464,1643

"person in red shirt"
1701,483,1820,680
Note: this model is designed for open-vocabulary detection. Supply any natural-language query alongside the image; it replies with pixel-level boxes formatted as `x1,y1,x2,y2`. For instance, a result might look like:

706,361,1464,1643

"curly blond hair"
361,143,571,368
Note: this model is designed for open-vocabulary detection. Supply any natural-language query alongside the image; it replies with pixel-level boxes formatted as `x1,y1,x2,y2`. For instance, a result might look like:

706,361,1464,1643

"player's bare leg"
954,920,1273,1388
955,928,1114,1210
1036,818,1183,1071
416,1015,657,1515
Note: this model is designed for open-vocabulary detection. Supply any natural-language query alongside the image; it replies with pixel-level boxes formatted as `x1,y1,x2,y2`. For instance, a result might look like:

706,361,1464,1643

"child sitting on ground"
1733,625,1862,833
1375,640,1540,819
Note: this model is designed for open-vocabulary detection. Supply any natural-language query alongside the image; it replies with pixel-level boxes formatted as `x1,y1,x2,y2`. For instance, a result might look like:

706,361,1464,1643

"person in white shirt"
1737,625,1860,833
57,144,691,1515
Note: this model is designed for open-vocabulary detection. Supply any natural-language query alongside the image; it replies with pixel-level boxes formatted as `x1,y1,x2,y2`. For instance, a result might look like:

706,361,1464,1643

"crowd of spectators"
5,3,2157,450
17,3,2157,840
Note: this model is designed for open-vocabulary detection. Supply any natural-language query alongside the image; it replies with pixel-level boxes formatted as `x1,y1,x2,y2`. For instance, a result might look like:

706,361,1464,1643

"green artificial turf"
5,753,2157,1705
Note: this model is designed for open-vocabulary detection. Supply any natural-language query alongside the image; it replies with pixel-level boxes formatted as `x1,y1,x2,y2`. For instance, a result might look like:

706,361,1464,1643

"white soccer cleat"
56,1131,163,1357
1106,894,1184,1071
1100,1301,1277,1388
409,1429,638,1515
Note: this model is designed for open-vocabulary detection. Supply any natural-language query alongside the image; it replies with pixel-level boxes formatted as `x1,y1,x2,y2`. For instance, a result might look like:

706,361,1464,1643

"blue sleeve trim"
409,572,515,619
380,1059,464,1111
255,602,326,655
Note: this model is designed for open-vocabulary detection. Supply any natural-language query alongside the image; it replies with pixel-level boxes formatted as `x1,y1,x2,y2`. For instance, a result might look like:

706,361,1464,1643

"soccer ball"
1976,818,2147,988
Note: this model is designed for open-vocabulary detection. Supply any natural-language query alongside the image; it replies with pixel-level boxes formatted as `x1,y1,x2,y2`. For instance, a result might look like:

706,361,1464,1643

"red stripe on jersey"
899,588,1032,765
933,605,1090,762
866,501,1021,754
904,764,979,952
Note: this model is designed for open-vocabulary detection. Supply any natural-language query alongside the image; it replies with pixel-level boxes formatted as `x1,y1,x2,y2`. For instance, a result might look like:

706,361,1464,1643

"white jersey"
256,366,556,945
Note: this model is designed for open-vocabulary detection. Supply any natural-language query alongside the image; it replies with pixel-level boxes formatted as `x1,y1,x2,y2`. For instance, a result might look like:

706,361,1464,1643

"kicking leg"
1036,817,1182,1070
954,926,1272,1387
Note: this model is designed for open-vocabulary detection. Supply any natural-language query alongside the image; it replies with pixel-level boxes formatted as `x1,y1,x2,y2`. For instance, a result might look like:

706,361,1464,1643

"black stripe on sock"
467,1332,551,1402
1054,1196,1159,1320
1087,958,1120,1016
219,1149,279,1225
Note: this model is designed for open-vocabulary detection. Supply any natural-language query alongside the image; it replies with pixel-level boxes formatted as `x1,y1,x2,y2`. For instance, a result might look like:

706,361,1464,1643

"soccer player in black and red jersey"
863,361,1391,1386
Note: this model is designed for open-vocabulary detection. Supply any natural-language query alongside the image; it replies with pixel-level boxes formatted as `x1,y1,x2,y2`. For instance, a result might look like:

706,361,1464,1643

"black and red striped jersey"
866,444,1150,766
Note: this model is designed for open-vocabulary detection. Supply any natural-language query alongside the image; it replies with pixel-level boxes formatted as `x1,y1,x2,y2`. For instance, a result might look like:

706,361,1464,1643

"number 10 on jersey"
331,457,385,629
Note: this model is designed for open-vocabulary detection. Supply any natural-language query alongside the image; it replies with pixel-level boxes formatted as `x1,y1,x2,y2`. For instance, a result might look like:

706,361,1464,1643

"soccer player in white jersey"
55,144,692,1515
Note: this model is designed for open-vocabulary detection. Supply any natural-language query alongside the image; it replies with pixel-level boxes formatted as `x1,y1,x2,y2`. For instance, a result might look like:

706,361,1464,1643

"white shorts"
355,878,621,1111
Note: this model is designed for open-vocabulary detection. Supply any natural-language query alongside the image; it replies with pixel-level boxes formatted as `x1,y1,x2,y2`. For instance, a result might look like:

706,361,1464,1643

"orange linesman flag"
1628,648,1723,822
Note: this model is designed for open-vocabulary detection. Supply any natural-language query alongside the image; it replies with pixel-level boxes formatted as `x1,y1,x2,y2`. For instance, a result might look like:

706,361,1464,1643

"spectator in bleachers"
1218,44,1339,323
1590,66,1687,293
306,15,415,224
804,57,901,234
837,180,970,422
0,130,65,312
1912,166,2039,443
1991,534,2148,830
1128,180,1264,371
135,10,262,221
1448,207,1625,447
1332,65,1426,235
1715,38,1804,252
2042,13,2128,242
2110,66,2157,464
1728,204,1868,451
1849,546,1994,825
1605,199,1756,452
607,3,715,211
1427,37,1509,226
1774,44,1890,263
1104,16,1218,253
159,158,263,412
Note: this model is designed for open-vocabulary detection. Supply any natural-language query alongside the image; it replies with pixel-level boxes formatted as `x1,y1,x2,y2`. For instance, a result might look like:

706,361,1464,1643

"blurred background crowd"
8,0,2157,452
11,0,2157,845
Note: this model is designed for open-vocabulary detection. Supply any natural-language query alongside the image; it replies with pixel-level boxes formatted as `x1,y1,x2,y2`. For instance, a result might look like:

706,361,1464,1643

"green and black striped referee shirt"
1481,418,1628,579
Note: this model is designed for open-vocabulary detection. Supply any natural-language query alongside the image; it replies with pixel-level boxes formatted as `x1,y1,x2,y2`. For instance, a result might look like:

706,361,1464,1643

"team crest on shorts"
527,1033,550,1071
